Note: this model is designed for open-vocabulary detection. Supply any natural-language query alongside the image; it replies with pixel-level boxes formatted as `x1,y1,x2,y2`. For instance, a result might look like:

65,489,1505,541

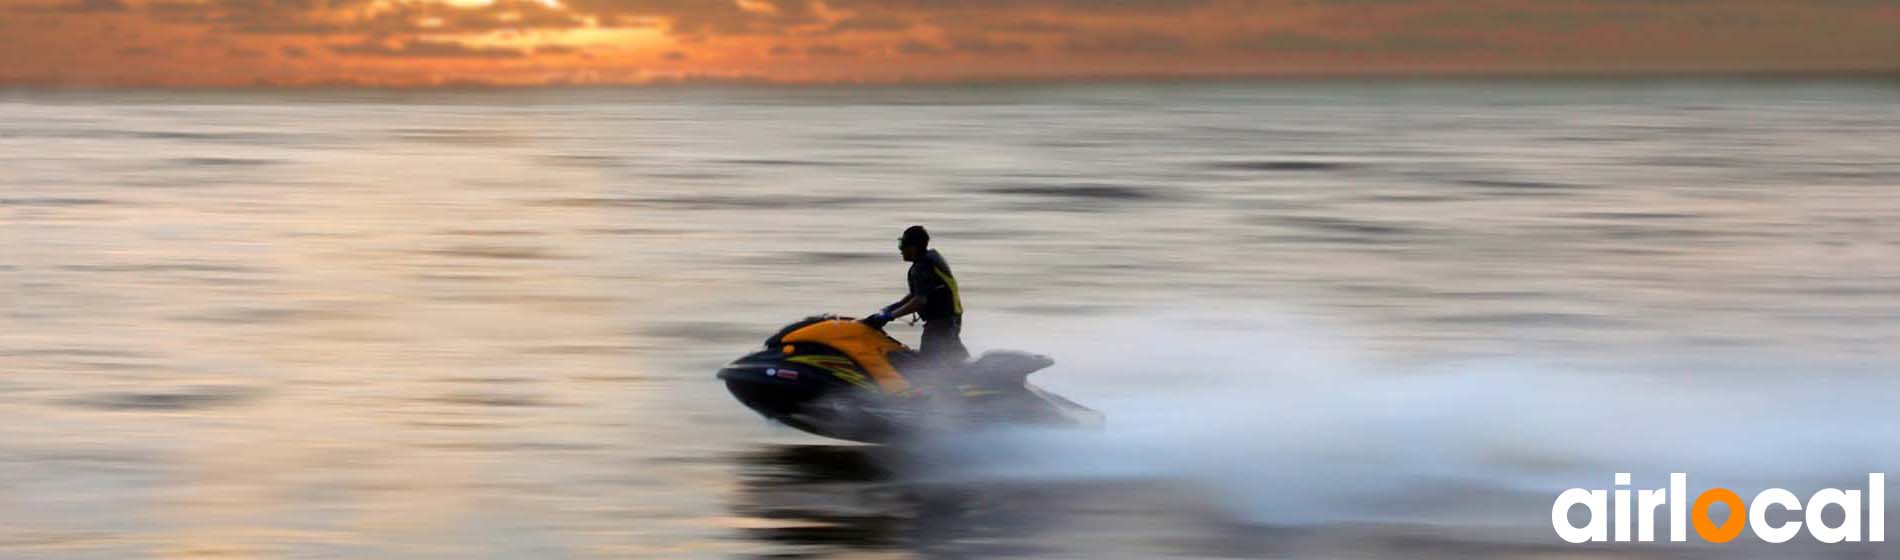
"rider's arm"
882,263,930,319
885,294,925,318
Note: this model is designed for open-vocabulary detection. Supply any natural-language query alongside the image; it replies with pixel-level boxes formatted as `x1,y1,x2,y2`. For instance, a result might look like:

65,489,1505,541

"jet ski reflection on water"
717,315,1103,443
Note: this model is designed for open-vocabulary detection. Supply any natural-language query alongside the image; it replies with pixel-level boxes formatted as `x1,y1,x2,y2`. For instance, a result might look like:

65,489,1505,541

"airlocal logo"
1553,473,1885,544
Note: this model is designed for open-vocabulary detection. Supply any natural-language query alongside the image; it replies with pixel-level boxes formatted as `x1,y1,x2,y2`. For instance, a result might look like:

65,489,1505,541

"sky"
1,0,1896,87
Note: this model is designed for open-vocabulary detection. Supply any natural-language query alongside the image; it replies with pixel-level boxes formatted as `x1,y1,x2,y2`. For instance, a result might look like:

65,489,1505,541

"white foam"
916,307,1900,526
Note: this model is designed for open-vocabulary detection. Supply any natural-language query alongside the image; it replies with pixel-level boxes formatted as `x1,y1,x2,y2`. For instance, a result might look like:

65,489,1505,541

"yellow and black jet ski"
716,315,1102,443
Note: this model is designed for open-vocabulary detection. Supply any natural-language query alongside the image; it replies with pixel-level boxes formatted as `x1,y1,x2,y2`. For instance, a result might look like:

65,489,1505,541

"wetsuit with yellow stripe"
904,249,966,365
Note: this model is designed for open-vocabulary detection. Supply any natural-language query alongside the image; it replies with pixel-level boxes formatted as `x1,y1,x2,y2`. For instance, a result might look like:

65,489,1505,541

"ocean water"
3,80,1899,558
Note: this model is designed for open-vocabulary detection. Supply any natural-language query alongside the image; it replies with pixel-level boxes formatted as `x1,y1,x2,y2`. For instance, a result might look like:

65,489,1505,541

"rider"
865,225,967,369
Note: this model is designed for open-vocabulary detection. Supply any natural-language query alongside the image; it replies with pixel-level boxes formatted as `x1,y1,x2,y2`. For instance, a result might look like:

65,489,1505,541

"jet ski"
717,315,1103,443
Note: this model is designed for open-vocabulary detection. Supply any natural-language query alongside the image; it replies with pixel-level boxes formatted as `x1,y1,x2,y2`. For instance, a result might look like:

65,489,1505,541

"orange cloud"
0,0,1895,87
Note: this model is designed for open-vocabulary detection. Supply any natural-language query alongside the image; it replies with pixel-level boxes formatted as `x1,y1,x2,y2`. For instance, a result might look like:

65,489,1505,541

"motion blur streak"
927,310,1900,531
2,81,1899,558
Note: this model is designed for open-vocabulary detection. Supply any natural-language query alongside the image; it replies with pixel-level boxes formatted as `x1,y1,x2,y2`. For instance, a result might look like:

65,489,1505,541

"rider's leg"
918,317,969,368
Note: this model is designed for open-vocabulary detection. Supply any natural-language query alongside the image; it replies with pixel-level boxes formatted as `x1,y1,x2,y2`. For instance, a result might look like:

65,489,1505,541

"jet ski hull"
717,317,1101,443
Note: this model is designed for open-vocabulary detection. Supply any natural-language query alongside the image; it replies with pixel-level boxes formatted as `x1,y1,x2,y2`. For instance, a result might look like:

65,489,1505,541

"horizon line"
5,68,1897,92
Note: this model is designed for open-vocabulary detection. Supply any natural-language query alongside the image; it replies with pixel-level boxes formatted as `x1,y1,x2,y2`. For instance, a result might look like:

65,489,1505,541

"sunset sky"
2,0,1896,87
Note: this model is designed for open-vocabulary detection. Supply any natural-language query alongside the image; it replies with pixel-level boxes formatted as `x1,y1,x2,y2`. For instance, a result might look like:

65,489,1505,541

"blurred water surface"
3,81,1899,558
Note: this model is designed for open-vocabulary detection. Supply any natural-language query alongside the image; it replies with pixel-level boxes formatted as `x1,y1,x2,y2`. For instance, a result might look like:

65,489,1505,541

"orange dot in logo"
1691,488,1746,543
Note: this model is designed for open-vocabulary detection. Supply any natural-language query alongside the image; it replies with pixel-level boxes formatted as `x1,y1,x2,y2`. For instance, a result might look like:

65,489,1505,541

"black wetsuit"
906,249,967,366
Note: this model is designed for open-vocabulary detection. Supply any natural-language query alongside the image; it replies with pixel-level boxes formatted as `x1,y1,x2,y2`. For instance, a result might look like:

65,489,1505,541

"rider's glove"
862,311,893,328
